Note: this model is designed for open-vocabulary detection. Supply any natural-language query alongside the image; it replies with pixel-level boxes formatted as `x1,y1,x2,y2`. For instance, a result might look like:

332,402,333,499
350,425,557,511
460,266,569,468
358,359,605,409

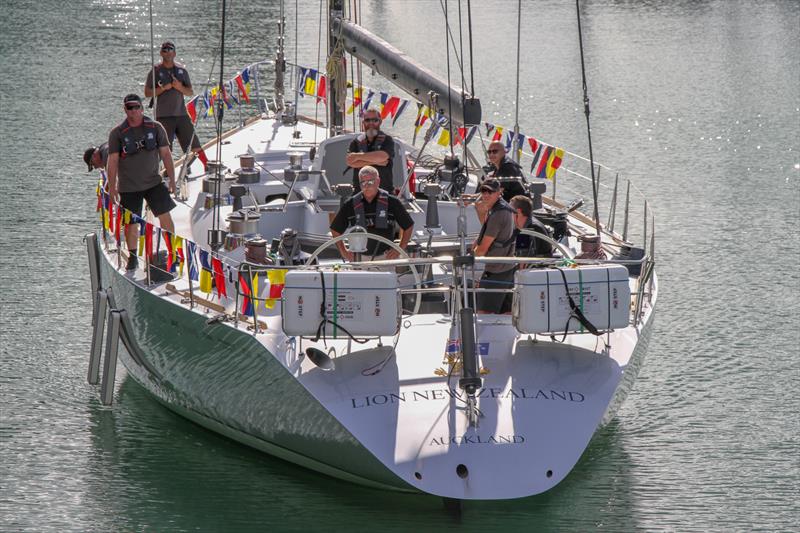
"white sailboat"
85,0,657,501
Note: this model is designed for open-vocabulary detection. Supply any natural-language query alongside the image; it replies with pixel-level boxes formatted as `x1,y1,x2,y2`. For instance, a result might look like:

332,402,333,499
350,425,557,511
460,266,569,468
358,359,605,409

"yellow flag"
200,269,212,293
174,236,184,277
437,128,451,147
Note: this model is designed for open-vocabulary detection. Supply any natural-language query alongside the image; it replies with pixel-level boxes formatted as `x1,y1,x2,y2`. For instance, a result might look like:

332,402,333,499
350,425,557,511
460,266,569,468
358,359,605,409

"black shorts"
119,183,176,217
157,115,201,153
477,268,516,314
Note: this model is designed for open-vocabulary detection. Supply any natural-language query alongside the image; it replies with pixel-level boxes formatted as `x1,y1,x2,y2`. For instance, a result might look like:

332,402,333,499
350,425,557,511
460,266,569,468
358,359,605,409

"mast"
328,0,346,136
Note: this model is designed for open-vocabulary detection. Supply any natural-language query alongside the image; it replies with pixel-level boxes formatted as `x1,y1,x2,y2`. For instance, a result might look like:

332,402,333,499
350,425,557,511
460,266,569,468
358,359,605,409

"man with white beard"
346,107,396,193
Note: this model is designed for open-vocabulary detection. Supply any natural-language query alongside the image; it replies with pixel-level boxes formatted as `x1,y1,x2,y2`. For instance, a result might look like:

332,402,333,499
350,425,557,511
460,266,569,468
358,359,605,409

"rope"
575,0,601,237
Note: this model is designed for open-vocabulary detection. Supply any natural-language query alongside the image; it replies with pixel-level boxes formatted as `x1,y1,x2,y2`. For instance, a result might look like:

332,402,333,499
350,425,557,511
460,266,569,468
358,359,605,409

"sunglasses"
125,104,142,110
359,179,377,186
363,117,380,123
487,149,500,154
161,46,174,52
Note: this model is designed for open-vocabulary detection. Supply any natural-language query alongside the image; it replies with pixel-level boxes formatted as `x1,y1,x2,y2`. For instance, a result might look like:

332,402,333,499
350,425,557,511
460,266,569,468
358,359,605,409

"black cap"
161,39,175,49
480,178,501,193
83,146,96,172
123,93,142,105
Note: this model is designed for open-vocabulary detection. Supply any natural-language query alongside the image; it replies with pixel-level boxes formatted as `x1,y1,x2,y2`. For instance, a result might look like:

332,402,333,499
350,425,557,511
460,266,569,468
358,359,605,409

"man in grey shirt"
472,178,516,314
107,94,176,271
144,39,208,169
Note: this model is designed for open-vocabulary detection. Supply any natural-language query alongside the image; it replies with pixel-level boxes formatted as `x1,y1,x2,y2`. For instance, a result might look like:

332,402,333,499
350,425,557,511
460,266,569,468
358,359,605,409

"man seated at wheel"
510,194,553,258
330,166,414,261
484,140,526,201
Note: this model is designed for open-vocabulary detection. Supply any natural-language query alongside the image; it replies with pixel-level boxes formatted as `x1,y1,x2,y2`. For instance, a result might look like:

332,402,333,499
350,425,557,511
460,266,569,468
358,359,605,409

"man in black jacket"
485,140,526,201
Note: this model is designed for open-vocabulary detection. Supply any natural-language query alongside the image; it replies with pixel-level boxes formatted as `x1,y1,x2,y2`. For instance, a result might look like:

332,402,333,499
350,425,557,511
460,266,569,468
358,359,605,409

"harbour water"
1,0,798,531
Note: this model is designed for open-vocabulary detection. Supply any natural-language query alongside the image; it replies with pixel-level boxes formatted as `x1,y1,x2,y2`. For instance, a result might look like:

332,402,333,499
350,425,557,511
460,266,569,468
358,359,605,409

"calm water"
1,0,798,531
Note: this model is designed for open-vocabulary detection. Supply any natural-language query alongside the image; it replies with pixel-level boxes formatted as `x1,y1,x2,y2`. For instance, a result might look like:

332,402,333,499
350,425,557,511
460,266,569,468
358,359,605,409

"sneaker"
126,254,139,271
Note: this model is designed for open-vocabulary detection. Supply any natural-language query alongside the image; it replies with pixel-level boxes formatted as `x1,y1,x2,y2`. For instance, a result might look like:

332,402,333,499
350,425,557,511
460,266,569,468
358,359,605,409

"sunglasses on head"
359,178,377,186
125,104,142,110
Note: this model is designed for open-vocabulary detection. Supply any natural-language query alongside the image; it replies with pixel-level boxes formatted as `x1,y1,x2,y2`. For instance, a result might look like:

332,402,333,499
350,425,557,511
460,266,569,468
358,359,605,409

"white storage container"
282,270,401,337
513,265,631,335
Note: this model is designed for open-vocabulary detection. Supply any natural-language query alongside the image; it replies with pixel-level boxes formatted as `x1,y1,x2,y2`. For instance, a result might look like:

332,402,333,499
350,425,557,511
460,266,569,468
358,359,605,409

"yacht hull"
96,240,656,500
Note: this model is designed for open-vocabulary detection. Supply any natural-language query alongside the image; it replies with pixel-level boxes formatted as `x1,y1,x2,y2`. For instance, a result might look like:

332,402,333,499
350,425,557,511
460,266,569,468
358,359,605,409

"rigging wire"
210,0,228,250
466,0,475,97
148,0,157,112
443,0,454,154
575,0,602,236
314,0,324,144
512,0,522,162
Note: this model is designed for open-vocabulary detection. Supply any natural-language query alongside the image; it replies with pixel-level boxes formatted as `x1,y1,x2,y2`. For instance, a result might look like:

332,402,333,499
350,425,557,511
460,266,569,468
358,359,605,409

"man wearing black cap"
144,39,208,169
83,143,108,172
106,94,176,271
472,178,517,314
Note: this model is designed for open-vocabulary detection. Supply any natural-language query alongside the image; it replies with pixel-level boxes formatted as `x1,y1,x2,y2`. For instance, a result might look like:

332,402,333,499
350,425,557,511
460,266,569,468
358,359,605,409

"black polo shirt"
348,132,396,192
515,217,553,257
330,191,414,255
488,157,526,201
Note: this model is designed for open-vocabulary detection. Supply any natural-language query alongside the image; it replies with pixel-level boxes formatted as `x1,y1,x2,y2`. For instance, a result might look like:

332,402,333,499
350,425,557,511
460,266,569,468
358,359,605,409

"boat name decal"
349,388,584,408
428,435,525,446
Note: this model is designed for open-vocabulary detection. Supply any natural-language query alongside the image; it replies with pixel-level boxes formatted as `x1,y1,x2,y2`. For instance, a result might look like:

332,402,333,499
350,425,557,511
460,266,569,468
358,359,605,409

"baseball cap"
123,93,142,105
480,178,501,193
161,39,175,49
83,146,96,171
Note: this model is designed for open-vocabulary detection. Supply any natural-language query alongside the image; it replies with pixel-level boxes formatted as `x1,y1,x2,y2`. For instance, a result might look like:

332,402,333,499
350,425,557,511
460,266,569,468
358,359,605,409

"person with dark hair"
83,143,109,172
472,178,516,314
330,166,414,261
106,94,176,271
510,194,553,258
346,108,396,193
144,39,208,169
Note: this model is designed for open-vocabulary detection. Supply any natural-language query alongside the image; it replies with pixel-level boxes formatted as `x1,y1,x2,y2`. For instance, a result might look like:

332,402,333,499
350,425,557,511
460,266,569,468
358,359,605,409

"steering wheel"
304,227,424,315
518,229,575,259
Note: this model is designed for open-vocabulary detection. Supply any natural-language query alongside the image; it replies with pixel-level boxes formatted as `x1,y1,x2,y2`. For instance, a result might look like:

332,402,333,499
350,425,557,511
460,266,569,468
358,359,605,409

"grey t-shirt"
145,63,191,118
97,142,109,167
479,205,516,273
107,119,169,193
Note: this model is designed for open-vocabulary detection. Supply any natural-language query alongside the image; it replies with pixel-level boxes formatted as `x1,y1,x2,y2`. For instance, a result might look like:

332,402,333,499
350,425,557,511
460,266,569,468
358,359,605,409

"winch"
226,209,261,235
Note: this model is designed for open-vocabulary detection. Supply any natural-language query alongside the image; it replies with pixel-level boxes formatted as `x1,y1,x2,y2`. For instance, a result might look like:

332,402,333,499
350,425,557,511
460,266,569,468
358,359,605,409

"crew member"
83,143,109,172
346,108,396,192
472,178,516,314
106,94,177,271
144,39,208,169
510,194,553,258
330,166,414,261
484,140,526,201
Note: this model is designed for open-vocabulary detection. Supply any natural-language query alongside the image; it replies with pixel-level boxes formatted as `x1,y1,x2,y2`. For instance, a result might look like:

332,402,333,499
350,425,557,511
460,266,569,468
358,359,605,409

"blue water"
1,0,798,531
